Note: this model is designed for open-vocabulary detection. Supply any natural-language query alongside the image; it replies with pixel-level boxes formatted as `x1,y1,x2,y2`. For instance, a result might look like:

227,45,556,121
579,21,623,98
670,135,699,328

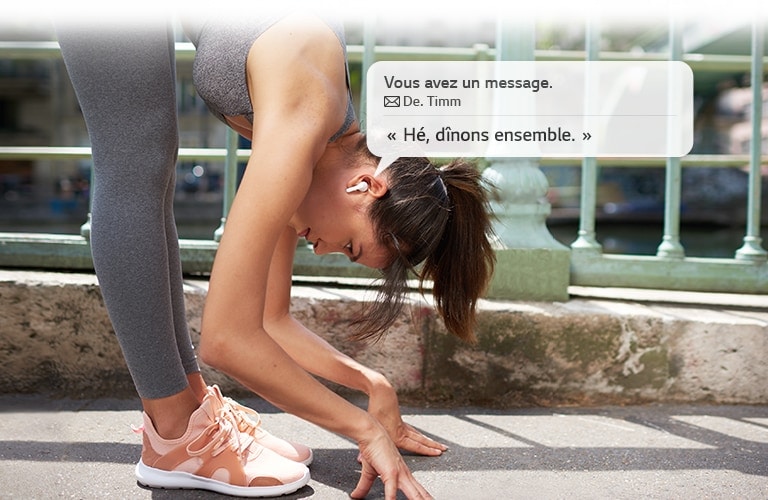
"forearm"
200,322,379,442
265,313,390,396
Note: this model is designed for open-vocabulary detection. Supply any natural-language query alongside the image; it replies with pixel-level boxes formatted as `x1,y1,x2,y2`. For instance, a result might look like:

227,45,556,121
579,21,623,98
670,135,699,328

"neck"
316,131,369,171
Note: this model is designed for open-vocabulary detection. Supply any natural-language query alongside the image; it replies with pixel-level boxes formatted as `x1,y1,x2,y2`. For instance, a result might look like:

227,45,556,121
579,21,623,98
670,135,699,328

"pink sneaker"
135,390,310,497
208,385,314,466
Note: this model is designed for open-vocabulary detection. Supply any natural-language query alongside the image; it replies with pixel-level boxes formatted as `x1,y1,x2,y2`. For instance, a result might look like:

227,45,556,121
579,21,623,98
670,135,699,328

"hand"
350,418,433,500
368,375,448,457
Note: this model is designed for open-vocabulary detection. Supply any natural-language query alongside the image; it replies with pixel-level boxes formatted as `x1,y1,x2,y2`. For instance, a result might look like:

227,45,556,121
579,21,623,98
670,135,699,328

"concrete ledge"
1,269,766,405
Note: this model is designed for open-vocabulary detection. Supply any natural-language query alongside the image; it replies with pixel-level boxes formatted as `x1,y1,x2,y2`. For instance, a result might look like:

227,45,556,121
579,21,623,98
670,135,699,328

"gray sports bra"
183,13,356,142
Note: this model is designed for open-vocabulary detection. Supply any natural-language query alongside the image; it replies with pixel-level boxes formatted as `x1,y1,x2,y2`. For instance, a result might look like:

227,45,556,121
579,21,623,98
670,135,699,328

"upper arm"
201,16,345,336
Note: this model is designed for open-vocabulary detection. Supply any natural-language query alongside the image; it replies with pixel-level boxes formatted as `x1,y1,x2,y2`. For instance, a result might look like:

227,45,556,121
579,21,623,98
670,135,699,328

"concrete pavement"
1,394,766,499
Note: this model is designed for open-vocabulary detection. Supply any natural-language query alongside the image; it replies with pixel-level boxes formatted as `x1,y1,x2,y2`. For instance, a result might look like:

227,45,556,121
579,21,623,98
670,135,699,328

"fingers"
393,468,433,500
398,424,448,456
354,417,434,500
352,457,434,500
400,435,445,457
350,460,378,499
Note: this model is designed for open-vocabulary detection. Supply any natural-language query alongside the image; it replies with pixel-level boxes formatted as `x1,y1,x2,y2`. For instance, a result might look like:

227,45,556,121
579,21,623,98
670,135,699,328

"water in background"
548,222,761,259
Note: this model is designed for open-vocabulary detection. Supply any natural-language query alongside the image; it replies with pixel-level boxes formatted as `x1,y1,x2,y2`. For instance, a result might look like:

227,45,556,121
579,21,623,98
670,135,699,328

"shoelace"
130,388,262,458
222,397,266,437
129,394,260,440
187,411,255,461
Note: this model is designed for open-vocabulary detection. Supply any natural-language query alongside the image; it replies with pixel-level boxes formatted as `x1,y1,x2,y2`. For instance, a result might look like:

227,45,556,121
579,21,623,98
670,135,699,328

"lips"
298,228,310,238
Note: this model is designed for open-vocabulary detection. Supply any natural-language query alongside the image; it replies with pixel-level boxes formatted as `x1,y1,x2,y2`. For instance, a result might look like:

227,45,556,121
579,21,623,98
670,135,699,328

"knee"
90,126,178,192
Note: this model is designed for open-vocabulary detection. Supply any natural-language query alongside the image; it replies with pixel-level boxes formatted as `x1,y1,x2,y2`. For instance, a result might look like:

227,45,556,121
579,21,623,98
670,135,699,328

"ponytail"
351,146,496,343
421,160,496,342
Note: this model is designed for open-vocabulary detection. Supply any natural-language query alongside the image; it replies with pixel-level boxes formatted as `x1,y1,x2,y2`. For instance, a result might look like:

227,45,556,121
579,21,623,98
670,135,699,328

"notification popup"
366,61,693,173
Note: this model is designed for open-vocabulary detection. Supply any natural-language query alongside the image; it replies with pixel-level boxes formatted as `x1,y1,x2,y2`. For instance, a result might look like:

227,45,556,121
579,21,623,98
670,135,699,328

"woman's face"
291,161,393,270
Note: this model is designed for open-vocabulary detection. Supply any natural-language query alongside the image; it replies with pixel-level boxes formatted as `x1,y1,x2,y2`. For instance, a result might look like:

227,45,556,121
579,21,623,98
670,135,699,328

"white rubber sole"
135,459,310,498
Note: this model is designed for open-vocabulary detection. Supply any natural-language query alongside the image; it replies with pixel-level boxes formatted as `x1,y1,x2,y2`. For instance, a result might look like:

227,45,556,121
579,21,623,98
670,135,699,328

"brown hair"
351,142,496,344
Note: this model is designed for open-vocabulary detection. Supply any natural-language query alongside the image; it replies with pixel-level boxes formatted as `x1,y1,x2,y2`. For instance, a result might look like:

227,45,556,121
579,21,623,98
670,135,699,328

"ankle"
186,372,208,403
142,388,200,440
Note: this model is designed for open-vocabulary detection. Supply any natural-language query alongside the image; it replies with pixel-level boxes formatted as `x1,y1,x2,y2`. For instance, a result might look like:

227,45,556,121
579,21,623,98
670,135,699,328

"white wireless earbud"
345,181,369,193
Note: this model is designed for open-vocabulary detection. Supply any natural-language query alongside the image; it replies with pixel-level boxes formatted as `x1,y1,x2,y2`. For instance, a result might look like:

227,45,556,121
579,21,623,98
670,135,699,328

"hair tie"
436,169,448,198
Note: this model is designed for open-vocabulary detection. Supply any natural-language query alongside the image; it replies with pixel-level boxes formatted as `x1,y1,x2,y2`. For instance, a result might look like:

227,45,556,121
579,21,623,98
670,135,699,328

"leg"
56,19,199,437
57,16,311,475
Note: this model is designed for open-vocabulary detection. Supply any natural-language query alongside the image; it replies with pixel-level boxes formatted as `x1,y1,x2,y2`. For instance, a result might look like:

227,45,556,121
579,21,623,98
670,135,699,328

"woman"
57,7,495,499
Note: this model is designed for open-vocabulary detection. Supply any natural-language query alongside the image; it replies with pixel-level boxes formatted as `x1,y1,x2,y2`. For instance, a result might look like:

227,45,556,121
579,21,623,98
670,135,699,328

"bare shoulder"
246,13,348,139
258,13,342,50
248,13,346,88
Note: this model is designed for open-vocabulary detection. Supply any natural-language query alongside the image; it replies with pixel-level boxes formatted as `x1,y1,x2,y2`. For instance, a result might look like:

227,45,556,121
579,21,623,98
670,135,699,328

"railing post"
79,170,92,240
735,20,767,263
360,14,377,133
571,18,603,254
484,18,570,301
213,127,239,242
657,18,686,259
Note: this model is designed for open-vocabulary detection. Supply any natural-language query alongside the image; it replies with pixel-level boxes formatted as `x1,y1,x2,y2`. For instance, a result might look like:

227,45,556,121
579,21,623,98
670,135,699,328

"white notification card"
366,61,693,165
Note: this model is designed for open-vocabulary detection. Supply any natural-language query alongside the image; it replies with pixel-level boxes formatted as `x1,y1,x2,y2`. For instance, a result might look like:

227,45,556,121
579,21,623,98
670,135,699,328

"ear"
347,173,388,198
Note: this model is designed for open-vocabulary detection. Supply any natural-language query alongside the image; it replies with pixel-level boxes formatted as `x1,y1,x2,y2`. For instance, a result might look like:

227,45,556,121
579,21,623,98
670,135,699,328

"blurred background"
0,10,765,258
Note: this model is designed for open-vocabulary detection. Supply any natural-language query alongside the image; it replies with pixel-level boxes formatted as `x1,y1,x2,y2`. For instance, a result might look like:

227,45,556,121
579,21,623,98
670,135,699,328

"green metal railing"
567,19,766,294
0,19,766,295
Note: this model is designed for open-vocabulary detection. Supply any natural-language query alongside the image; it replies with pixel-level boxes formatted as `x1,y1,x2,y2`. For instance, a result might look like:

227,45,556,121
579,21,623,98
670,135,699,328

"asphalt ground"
1,394,767,499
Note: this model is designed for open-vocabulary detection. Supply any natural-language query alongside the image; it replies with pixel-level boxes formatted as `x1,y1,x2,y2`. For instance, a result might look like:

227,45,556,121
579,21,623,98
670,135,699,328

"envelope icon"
384,95,400,107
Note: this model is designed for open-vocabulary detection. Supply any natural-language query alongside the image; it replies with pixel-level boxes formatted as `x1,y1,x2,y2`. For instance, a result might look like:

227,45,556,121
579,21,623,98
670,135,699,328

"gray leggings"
56,20,199,399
